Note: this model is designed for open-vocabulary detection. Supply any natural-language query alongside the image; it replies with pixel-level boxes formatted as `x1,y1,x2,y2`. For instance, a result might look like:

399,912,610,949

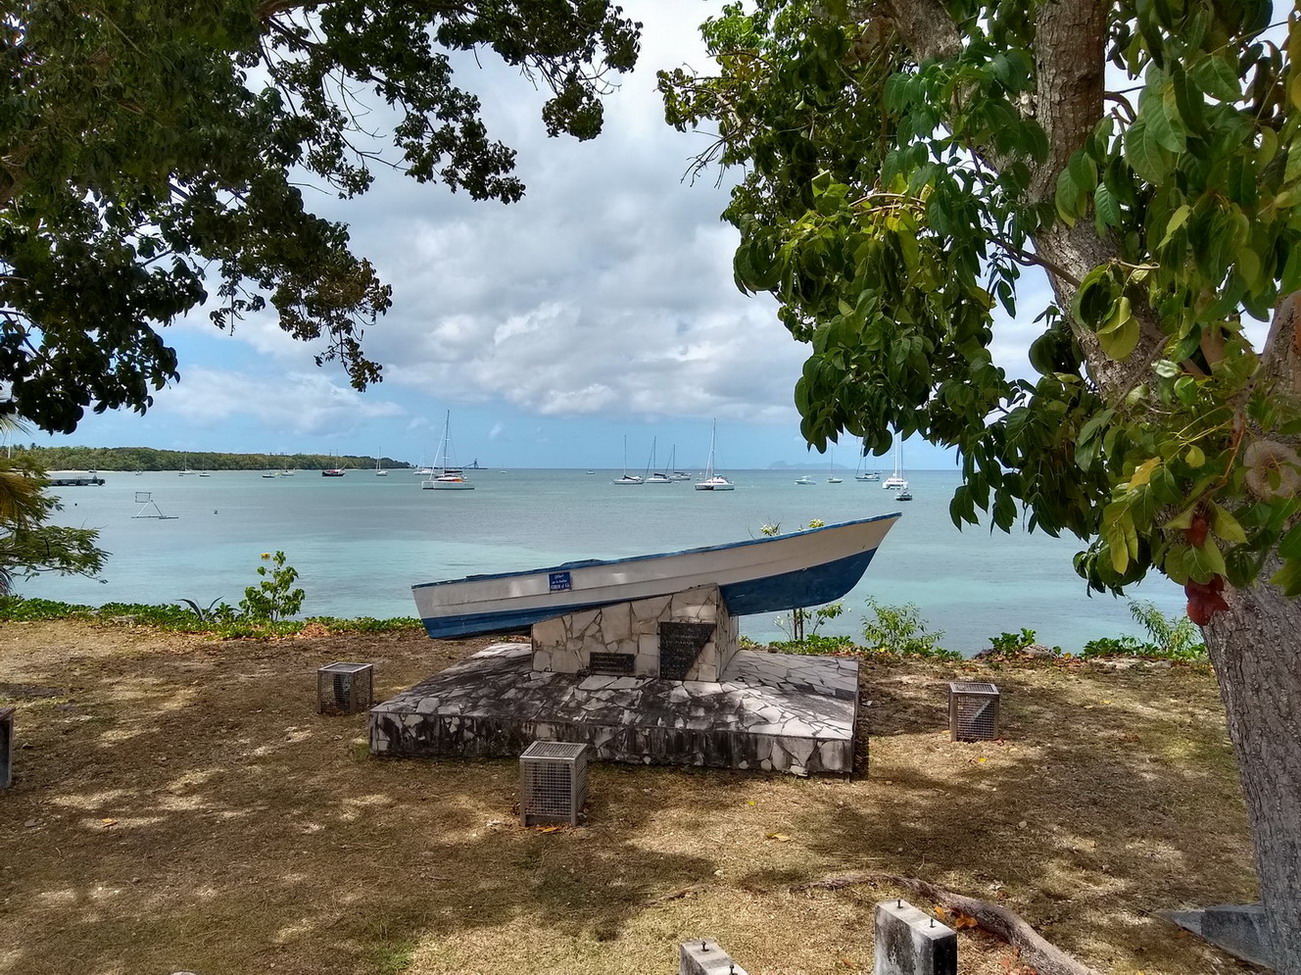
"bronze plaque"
658,621,714,680
588,652,635,676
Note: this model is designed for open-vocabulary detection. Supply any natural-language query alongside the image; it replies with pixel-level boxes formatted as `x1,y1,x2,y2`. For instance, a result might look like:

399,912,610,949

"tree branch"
794,872,1104,975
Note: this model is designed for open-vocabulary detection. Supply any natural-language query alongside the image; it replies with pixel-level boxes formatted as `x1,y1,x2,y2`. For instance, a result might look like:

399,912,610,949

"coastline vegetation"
8,445,413,472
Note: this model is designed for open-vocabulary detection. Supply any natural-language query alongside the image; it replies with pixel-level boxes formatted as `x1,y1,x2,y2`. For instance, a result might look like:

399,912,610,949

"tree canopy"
1,0,640,433
660,0,1301,612
660,0,1301,966
0,419,104,592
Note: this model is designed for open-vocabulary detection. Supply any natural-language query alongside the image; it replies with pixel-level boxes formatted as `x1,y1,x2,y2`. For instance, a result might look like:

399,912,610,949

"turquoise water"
27,468,1186,654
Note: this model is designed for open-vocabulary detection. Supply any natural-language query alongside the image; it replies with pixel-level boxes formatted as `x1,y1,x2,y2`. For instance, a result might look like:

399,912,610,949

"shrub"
239,551,306,622
988,628,1037,654
1128,600,1207,659
861,599,957,659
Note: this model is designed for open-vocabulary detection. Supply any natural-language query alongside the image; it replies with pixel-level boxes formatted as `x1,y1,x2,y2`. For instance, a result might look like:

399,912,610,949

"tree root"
793,872,1104,975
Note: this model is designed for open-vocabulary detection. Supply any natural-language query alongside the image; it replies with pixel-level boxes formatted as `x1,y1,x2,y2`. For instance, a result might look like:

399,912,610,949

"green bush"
861,599,957,660
239,551,306,622
1078,602,1207,660
988,628,1037,654
769,633,857,655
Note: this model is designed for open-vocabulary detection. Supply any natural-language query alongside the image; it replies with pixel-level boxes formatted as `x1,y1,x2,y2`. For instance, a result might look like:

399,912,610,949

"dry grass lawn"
0,621,1261,975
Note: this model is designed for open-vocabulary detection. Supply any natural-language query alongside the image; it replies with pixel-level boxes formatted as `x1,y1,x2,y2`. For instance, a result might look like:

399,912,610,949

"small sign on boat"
548,571,572,592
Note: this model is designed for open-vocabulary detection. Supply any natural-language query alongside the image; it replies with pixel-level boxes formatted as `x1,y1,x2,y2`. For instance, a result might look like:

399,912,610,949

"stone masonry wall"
530,585,739,681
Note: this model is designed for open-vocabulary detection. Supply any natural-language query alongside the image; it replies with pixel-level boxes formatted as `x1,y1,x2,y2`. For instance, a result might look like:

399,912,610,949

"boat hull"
413,514,900,639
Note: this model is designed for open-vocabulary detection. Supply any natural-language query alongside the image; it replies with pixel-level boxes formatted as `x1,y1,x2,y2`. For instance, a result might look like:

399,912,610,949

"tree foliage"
0,421,105,591
659,0,1301,618
1,0,640,433
13,444,412,471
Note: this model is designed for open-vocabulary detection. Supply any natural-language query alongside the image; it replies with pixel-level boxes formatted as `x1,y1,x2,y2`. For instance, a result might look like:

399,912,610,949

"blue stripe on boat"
418,546,882,639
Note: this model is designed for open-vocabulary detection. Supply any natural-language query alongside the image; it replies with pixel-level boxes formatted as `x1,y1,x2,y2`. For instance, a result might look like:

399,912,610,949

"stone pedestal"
680,939,749,975
0,706,12,789
874,899,957,975
530,585,739,681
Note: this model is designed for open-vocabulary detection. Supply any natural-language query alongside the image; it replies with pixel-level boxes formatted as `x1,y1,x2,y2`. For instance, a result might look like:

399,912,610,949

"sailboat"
827,450,843,483
375,454,388,476
645,437,673,484
423,412,474,490
694,420,734,491
883,434,908,491
667,445,691,480
854,441,880,481
612,435,644,485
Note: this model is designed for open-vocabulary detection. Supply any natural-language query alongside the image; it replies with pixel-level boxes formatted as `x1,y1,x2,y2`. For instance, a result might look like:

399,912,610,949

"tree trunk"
1204,564,1301,973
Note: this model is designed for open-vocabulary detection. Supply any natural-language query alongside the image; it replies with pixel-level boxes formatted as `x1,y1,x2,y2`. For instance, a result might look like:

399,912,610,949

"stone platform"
370,644,860,775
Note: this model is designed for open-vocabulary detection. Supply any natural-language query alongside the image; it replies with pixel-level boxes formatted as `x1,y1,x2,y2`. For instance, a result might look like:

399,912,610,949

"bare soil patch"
0,622,1258,974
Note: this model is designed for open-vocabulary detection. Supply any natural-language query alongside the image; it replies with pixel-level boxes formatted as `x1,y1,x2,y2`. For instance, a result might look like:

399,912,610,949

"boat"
197,470,210,478
612,435,644,485
795,474,815,485
422,412,475,490
322,468,346,477
178,453,192,476
854,442,880,481
665,446,692,480
375,455,388,477
645,437,674,485
895,489,913,501
412,514,902,639
827,451,843,483
694,420,734,491
883,434,908,491
261,471,277,479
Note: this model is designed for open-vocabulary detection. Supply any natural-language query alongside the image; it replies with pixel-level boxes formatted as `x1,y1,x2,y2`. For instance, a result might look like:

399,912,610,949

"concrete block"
874,899,957,975
1158,903,1275,969
680,939,749,975
0,706,12,789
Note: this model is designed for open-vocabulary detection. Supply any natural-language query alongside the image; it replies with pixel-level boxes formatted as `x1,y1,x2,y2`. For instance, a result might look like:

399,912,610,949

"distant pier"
47,471,105,486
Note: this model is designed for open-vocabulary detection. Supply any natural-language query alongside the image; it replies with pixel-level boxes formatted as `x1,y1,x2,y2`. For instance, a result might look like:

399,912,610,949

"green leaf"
1210,503,1248,544
1190,56,1243,102
1145,92,1187,152
1269,558,1301,597
1094,182,1121,229
1160,204,1192,247
1055,167,1083,225
1280,520,1301,559
1185,444,1205,468
1124,117,1173,183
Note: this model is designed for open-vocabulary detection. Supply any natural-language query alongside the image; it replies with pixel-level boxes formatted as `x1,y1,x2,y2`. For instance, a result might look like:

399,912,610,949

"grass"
0,619,1254,975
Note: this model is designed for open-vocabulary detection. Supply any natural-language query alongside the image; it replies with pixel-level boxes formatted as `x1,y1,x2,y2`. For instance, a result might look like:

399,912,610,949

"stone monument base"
369,643,861,776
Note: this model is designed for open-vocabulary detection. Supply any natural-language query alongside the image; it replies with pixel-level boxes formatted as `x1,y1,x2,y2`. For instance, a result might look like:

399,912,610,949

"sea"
25,467,1187,655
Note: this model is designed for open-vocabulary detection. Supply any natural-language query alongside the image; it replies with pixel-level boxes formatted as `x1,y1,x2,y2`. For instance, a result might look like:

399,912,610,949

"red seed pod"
1186,511,1209,548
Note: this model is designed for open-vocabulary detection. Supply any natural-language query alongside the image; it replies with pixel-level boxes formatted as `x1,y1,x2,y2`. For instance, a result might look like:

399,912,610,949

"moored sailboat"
694,420,734,491
423,412,474,490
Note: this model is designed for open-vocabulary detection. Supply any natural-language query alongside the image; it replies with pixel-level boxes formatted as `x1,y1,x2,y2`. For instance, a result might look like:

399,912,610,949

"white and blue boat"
412,514,901,639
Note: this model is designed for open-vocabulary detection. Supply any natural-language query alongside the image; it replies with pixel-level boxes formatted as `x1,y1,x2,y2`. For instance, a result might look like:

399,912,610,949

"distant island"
12,445,413,472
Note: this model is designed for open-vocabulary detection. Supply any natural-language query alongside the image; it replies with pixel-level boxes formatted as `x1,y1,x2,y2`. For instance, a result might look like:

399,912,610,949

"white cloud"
156,368,405,435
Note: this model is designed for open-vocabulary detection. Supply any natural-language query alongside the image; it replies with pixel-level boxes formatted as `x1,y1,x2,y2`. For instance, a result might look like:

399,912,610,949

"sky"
25,0,1055,472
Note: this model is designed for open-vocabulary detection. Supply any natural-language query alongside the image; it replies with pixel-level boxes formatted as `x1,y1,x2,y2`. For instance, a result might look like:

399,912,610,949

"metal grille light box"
520,741,589,826
318,662,373,715
949,682,1000,742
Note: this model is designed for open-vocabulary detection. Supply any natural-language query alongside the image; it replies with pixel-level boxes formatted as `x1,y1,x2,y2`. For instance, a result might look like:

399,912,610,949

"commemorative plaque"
658,621,715,680
588,651,635,676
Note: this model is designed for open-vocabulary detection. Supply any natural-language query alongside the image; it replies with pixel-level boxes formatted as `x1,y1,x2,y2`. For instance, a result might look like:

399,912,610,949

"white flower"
1244,439,1301,500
